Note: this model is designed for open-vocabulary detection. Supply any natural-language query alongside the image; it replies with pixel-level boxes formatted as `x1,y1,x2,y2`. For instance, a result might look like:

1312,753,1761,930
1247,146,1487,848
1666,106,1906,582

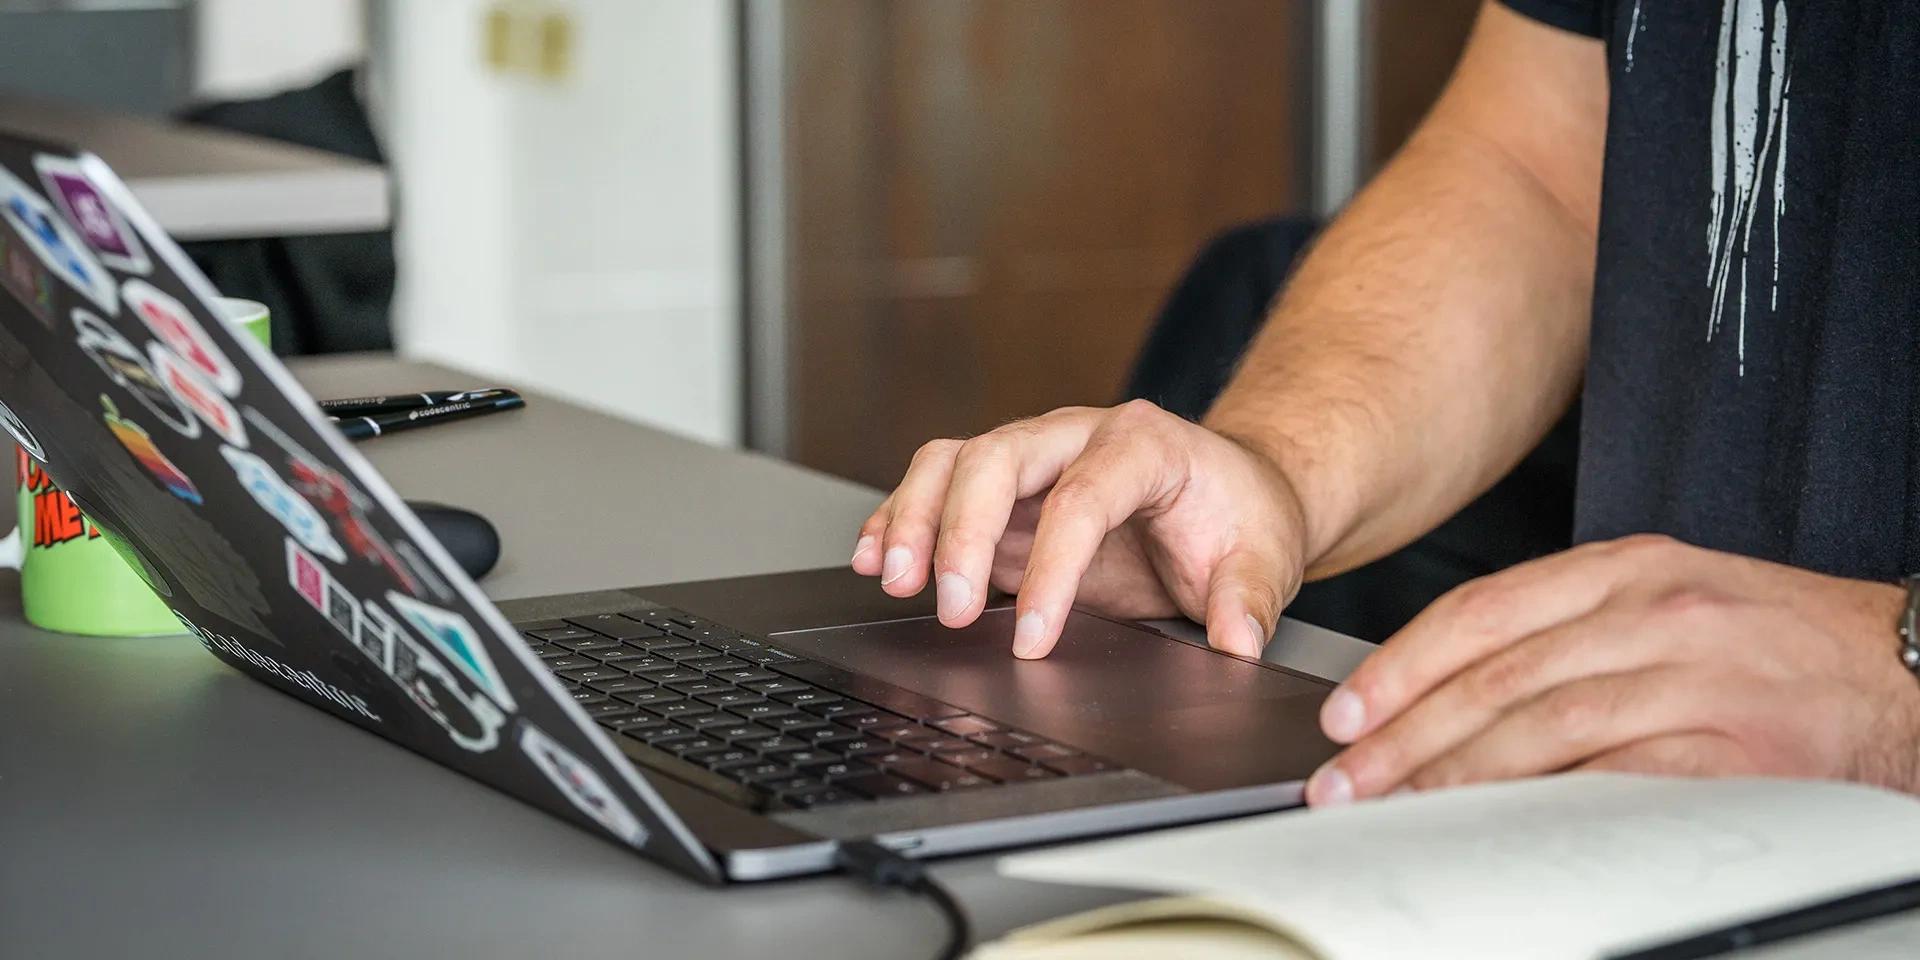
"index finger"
1011,416,1181,659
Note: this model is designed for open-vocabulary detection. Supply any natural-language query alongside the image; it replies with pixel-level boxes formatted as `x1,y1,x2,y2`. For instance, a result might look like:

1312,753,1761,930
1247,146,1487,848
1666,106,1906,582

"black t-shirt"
1501,0,1920,580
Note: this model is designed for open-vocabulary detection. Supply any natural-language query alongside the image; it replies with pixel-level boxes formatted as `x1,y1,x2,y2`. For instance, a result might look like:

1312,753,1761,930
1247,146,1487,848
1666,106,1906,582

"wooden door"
778,0,1309,488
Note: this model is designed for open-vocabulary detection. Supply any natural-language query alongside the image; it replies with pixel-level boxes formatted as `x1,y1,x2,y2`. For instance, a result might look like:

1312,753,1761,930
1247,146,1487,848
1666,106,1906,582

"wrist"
1206,422,1354,577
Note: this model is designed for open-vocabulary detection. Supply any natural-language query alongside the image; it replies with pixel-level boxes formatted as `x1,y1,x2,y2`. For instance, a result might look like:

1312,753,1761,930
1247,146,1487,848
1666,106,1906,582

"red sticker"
150,343,246,447
287,538,328,610
127,278,241,398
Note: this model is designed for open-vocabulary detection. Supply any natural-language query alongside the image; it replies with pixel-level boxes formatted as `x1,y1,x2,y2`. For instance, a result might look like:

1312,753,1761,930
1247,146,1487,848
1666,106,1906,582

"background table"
0,93,390,240
0,354,1366,959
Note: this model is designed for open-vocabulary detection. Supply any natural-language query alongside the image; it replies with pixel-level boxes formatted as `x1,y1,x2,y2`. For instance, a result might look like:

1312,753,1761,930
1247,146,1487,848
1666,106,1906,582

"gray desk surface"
0,354,1370,959
0,93,390,240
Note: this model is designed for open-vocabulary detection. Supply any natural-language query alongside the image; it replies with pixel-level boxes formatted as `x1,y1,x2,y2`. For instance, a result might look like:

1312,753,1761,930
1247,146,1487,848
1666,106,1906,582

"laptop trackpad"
769,609,1337,792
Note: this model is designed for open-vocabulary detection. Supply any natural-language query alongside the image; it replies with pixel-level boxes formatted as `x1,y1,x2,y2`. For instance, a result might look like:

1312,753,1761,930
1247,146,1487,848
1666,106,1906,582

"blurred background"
0,0,1479,488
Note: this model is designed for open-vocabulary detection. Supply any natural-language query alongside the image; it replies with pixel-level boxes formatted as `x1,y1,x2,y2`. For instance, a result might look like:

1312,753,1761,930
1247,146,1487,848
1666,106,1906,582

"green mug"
215,297,270,349
1,448,180,636
0,296,272,636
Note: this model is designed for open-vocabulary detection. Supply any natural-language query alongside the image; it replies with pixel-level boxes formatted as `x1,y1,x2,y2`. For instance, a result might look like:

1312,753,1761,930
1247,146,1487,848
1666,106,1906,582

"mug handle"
4,441,19,570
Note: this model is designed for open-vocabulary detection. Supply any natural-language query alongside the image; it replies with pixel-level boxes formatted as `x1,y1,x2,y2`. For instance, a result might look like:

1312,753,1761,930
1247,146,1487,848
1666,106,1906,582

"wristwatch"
1898,574,1920,677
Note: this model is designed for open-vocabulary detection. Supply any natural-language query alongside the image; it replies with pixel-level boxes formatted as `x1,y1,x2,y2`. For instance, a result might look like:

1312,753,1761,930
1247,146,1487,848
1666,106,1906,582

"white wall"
377,0,743,446
195,0,367,100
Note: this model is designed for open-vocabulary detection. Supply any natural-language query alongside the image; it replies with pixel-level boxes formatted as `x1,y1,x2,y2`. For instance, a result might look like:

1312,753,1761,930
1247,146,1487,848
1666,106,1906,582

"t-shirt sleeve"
1498,0,1606,38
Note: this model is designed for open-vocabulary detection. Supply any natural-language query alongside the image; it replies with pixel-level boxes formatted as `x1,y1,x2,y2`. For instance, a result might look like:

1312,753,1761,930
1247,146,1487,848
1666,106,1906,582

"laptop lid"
0,131,719,880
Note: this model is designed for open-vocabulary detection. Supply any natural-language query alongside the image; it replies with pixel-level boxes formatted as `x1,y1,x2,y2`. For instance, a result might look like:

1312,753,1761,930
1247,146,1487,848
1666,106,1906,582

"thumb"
1204,543,1294,658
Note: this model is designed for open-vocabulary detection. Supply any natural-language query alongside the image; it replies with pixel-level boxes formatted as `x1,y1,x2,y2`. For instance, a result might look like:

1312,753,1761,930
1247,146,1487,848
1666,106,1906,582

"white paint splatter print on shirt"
1626,0,1645,71
1706,0,1791,376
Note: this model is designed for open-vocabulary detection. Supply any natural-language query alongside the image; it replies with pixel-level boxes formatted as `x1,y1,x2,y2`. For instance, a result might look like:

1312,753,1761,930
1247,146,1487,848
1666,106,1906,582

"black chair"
177,68,396,357
1125,218,1580,642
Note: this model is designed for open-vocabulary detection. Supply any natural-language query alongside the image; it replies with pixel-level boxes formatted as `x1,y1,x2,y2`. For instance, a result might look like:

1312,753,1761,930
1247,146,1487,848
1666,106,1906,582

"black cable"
836,839,972,960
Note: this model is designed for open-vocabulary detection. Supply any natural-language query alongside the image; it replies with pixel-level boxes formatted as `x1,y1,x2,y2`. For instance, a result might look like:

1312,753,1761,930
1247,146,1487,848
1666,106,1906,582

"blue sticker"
0,165,116,314
222,444,345,563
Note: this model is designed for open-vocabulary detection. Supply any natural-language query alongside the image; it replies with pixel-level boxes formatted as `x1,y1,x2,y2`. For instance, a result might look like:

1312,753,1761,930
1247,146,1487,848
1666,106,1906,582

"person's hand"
852,400,1314,659
1305,534,1920,805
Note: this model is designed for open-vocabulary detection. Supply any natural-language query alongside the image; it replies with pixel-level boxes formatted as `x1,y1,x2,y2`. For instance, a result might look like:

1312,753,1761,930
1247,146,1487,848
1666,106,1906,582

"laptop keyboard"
513,608,1121,810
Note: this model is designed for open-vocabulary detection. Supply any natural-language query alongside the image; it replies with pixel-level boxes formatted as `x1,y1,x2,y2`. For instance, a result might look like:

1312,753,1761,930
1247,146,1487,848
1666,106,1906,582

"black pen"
318,388,519,417
1607,876,1920,960
333,394,526,440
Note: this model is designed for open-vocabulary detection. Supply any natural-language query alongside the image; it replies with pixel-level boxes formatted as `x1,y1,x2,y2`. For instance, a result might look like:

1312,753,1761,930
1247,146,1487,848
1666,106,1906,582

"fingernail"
1308,765,1354,806
851,535,877,565
1321,688,1366,743
1011,611,1048,658
880,547,912,585
1242,614,1268,656
936,573,972,621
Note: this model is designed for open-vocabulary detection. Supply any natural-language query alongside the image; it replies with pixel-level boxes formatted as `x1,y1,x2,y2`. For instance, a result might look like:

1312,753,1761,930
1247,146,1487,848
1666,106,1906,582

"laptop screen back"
0,132,713,879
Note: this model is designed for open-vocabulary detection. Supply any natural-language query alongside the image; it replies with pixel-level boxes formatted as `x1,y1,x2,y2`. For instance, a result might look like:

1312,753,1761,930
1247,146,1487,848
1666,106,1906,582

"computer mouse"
405,500,502,581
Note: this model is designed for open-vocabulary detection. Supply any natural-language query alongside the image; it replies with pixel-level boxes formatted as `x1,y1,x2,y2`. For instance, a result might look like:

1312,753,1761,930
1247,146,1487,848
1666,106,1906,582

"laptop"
0,131,1339,882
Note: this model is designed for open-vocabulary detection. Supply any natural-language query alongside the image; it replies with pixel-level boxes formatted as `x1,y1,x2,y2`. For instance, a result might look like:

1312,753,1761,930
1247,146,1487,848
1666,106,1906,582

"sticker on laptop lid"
75,309,199,438
519,721,648,846
152,343,245,447
0,165,116,314
0,227,54,327
0,397,45,461
387,591,518,713
285,540,507,752
288,534,329,610
101,396,200,505
34,154,150,274
242,406,425,597
127,278,241,398
222,444,345,563
374,600,508,753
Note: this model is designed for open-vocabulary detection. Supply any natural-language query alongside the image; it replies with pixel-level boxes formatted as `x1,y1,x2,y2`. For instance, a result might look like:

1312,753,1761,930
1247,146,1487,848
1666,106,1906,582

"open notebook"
976,774,1920,960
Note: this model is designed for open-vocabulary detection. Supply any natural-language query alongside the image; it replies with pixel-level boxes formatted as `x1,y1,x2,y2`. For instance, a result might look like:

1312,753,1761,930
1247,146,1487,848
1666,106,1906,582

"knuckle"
1439,578,1509,627
1649,584,1728,621
1350,739,1406,784
936,525,991,560
911,438,962,467
957,432,1016,468
888,500,939,533
1611,532,1683,561
1545,689,1608,737
1043,478,1101,516
1467,649,1538,703
1409,764,1461,792
1110,398,1170,429
1239,579,1285,622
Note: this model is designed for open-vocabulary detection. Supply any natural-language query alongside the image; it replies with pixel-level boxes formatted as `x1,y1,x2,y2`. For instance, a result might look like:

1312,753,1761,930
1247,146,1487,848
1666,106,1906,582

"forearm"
1204,6,1605,580
1207,130,1594,578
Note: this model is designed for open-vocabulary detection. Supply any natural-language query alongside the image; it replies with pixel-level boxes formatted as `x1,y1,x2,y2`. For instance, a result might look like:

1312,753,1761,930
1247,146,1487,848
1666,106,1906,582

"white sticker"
0,164,117,314
126,278,241,398
519,722,648,846
388,591,517,713
73,308,199,438
0,397,45,460
222,445,344,563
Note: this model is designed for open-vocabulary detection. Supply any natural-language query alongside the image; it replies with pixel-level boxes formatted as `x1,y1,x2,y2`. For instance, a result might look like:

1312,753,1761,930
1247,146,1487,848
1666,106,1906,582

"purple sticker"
35,155,149,275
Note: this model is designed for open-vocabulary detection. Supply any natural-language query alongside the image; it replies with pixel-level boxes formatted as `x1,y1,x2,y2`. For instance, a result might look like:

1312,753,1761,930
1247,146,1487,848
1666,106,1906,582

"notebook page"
998,774,1920,960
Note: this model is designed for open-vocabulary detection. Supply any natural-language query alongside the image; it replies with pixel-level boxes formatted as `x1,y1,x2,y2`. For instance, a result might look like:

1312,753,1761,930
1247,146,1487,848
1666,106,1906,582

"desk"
0,94,390,240
0,354,1368,959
